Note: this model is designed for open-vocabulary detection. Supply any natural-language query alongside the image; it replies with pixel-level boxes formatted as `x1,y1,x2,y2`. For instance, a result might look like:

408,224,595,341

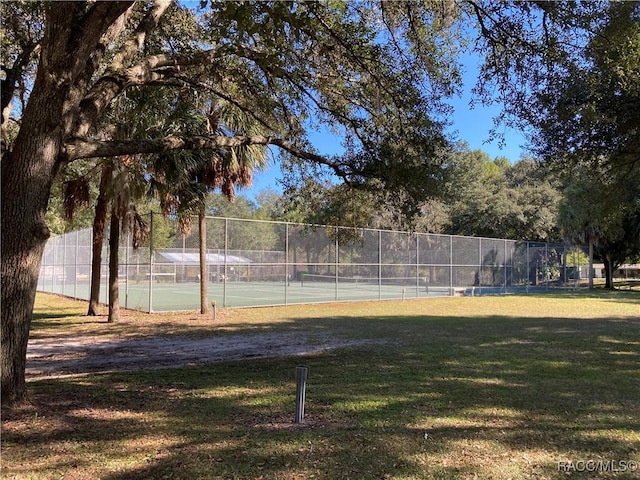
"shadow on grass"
31,309,91,322
31,317,109,328
524,288,640,302
5,309,640,479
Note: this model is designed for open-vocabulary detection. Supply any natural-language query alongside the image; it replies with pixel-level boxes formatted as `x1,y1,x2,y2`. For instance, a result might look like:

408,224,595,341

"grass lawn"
2,291,640,479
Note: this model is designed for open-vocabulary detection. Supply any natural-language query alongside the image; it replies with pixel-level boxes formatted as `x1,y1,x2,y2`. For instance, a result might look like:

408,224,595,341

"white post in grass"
295,366,308,423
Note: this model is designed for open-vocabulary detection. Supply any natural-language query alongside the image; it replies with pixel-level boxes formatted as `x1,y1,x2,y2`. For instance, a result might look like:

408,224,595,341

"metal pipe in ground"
295,366,308,423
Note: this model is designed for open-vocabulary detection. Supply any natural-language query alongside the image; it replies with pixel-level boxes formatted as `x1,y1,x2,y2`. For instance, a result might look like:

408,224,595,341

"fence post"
545,243,549,291
52,236,57,293
503,239,507,293
125,232,130,309
526,242,530,293
335,227,339,302
478,237,482,295
378,230,382,300
295,366,309,423
62,232,67,295
75,230,80,299
148,212,153,313
416,234,420,297
449,235,454,296
285,223,289,305
562,245,567,288
223,218,228,307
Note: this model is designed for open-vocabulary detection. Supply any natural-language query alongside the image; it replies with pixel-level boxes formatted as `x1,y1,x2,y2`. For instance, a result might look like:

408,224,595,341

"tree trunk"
199,213,208,314
1,171,54,404
603,256,614,290
1,1,135,405
1,67,66,405
88,163,112,315
108,200,121,323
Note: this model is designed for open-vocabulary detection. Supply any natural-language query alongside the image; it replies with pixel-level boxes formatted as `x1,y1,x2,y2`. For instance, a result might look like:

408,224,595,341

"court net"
300,273,426,290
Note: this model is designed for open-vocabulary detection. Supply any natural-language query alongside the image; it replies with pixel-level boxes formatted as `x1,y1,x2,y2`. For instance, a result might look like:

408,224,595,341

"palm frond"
123,205,150,250
62,178,91,220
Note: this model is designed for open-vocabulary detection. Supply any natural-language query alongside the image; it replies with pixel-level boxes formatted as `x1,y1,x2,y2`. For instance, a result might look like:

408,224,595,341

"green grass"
3,291,640,479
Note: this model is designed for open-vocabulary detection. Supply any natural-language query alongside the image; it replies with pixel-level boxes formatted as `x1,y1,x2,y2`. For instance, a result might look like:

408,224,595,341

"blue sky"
240,53,530,201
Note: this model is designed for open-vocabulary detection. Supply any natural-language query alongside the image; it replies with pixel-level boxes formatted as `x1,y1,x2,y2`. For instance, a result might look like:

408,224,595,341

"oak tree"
1,1,460,404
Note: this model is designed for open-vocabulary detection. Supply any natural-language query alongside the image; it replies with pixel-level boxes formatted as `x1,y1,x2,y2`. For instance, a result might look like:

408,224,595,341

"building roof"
157,251,251,265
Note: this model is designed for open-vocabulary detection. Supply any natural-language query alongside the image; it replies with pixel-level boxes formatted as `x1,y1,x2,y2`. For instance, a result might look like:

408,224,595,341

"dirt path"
26,332,375,379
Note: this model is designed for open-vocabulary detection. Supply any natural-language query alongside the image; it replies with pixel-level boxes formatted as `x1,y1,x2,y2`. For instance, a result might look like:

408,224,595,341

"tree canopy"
443,147,561,241
468,0,640,282
2,0,638,407
469,1,639,175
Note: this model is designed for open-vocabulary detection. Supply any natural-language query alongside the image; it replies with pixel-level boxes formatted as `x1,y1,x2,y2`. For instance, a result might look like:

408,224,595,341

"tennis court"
44,270,552,311
150,275,457,310
38,215,586,311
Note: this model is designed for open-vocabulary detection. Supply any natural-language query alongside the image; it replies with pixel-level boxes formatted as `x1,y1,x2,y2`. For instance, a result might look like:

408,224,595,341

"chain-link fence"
38,214,590,311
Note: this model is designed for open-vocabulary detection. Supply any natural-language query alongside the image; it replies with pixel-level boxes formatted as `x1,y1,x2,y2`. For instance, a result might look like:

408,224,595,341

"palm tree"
155,100,269,313
105,157,150,322
61,156,149,321
87,162,112,316
59,160,110,315
65,84,269,318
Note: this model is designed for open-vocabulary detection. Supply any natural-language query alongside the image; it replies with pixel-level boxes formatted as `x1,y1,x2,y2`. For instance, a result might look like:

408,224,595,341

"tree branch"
1,43,39,130
176,76,277,133
73,1,174,138
73,1,135,76
109,0,173,71
63,135,351,178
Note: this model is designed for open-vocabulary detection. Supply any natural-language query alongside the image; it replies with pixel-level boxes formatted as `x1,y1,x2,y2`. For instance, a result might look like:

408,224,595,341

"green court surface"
137,279,454,310
43,278,552,311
